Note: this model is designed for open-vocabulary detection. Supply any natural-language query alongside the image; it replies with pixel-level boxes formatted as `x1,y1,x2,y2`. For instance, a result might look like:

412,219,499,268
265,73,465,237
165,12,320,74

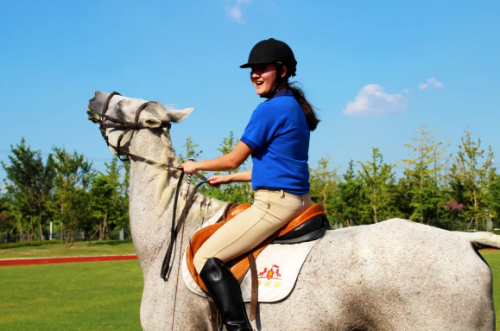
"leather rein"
87,92,207,281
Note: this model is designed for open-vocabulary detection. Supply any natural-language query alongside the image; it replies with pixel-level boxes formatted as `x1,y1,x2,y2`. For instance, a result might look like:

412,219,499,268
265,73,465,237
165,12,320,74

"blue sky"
1,0,499,183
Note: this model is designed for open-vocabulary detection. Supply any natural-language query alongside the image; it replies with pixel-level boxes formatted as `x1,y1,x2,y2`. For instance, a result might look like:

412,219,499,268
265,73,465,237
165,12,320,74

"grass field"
480,250,500,330
0,244,498,330
0,241,136,260
0,260,143,331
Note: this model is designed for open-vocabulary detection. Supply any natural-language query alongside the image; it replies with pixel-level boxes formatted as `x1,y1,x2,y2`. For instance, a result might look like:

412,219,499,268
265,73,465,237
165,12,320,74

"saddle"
186,203,330,292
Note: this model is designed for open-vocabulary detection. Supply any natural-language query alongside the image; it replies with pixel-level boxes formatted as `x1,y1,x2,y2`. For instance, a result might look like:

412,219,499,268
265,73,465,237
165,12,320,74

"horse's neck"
127,130,224,267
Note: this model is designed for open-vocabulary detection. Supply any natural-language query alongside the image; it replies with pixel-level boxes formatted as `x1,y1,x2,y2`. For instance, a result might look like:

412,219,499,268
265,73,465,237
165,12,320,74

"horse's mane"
145,130,225,222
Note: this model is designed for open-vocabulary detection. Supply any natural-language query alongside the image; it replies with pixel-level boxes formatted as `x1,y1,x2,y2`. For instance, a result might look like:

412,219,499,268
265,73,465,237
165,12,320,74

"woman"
182,38,319,331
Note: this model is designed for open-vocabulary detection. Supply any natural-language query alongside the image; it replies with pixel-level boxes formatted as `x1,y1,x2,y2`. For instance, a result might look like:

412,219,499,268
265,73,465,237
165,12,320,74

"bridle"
87,91,172,162
87,91,207,280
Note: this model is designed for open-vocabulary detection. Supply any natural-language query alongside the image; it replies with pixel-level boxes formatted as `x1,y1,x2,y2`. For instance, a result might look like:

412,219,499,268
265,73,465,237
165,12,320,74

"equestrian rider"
181,38,320,331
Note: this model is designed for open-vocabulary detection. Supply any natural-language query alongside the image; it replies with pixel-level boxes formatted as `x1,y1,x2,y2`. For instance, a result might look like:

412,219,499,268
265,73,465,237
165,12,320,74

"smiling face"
250,63,288,96
250,63,278,96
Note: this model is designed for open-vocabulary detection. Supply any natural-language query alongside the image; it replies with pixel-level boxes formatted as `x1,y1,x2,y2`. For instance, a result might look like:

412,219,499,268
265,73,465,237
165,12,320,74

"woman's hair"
287,82,320,131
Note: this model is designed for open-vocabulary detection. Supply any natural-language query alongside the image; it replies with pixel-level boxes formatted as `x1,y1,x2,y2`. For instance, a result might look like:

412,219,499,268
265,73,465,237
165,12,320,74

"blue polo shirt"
240,89,310,194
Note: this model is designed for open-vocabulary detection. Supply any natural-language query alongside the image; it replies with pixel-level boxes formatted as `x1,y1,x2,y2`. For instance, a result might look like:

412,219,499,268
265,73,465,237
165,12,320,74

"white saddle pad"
182,205,321,303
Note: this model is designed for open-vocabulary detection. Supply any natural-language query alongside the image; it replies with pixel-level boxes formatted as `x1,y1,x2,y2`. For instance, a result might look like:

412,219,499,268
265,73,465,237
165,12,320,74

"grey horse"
88,91,499,330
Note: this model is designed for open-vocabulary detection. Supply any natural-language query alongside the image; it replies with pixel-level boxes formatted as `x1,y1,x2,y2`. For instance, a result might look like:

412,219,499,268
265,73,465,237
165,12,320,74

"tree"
450,130,494,230
179,136,206,186
394,174,413,220
118,161,130,231
0,192,14,239
204,132,253,204
309,155,340,223
410,185,442,225
485,172,500,226
336,160,364,226
179,136,203,163
89,158,122,241
401,126,448,224
51,147,94,246
358,148,397,223
1,138,55,241
0,189,27,241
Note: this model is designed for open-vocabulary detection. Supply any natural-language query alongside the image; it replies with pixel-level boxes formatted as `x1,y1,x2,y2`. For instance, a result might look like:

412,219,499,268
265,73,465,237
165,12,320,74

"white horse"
88,91,499,331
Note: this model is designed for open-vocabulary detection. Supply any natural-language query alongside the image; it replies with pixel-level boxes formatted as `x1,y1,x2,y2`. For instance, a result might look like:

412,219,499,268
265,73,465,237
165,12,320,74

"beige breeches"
193,189,313,273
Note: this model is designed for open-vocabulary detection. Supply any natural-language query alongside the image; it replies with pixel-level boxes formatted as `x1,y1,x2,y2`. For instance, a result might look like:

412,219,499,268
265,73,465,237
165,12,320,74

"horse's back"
264,219,495,330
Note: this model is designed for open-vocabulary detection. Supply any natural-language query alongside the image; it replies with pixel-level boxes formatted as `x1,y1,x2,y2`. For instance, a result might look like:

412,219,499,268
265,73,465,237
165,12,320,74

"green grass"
0,260,143,331
0,241,136,260
480,250,500,330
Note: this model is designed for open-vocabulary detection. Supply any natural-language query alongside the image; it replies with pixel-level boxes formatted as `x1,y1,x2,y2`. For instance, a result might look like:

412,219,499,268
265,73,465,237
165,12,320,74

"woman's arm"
182,141,252,173
209,170,252,186
229,170,252,182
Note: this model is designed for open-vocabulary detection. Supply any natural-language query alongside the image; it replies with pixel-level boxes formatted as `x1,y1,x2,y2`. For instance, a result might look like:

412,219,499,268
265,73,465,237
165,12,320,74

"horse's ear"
166,108,193,123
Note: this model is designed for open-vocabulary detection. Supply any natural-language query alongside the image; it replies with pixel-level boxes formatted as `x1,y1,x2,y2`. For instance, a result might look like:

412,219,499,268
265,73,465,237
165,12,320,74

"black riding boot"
199,258,253,331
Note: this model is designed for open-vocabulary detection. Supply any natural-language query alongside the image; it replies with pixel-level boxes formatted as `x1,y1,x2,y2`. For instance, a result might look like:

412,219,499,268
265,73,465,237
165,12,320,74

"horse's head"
88,91,193,156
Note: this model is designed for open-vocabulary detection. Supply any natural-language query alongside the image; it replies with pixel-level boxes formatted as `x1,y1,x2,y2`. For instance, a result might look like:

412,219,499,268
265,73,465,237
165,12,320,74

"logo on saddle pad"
258,264,282,280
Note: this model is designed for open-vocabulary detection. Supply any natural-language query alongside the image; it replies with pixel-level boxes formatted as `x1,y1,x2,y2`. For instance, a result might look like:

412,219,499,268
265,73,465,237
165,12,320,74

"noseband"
87,91,207,281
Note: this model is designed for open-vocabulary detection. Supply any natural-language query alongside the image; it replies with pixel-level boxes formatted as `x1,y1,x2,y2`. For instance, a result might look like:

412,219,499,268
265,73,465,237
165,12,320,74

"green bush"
0,240,64,250
0,239,132,250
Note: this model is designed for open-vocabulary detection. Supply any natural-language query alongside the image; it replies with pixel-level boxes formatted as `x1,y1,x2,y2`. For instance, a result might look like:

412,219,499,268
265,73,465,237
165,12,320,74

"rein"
87,92,208,279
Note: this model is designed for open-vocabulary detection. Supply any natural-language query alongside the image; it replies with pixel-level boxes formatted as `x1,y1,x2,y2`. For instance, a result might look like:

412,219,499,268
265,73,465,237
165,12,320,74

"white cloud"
343,84,406,117
428,77,443,88
226,0,251,23
226,6,243,22
402,88,410,94
419,77,444,90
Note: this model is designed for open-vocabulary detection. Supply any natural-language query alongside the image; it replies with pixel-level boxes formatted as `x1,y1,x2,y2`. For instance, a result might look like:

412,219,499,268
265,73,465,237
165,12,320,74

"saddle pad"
182,206,320,302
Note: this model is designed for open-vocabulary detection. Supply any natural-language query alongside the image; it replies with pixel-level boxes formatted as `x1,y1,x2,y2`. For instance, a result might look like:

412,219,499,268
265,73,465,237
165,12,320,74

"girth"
186,203,330,292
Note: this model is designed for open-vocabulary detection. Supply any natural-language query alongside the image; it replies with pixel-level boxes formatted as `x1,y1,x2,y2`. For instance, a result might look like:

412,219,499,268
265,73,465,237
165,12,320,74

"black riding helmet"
241,38,297,97
240,38,297,76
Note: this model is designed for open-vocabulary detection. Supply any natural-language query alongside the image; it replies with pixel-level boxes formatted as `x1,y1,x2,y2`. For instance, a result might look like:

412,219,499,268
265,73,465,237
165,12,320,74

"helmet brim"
240,61,297,77
239,61,271,69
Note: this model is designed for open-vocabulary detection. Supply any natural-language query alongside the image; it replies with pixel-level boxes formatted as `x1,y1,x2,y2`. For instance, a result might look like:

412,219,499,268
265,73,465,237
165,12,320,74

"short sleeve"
240,103,283,151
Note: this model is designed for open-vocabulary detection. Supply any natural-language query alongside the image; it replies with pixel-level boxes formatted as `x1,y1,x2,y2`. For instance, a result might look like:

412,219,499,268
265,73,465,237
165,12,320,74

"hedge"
0,239,132,250
0,240,64,250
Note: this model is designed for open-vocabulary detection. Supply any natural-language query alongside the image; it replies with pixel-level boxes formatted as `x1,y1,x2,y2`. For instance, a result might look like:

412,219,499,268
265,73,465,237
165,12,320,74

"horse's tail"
463,232,500,250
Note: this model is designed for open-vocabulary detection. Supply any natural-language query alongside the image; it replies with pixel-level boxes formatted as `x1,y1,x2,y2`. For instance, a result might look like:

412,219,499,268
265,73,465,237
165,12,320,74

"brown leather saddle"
186,203,330,292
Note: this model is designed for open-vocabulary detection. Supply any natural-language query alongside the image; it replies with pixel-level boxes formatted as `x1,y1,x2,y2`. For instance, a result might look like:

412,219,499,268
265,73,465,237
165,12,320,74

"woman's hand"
208,175,232,187
181,160,198,174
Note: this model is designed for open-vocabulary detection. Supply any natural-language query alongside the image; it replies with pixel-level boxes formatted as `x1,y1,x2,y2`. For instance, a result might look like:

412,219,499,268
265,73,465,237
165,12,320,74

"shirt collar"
271,88,294,99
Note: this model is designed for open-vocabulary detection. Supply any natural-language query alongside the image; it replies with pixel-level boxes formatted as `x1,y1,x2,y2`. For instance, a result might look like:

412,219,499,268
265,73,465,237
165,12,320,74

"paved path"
0,254,138,266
